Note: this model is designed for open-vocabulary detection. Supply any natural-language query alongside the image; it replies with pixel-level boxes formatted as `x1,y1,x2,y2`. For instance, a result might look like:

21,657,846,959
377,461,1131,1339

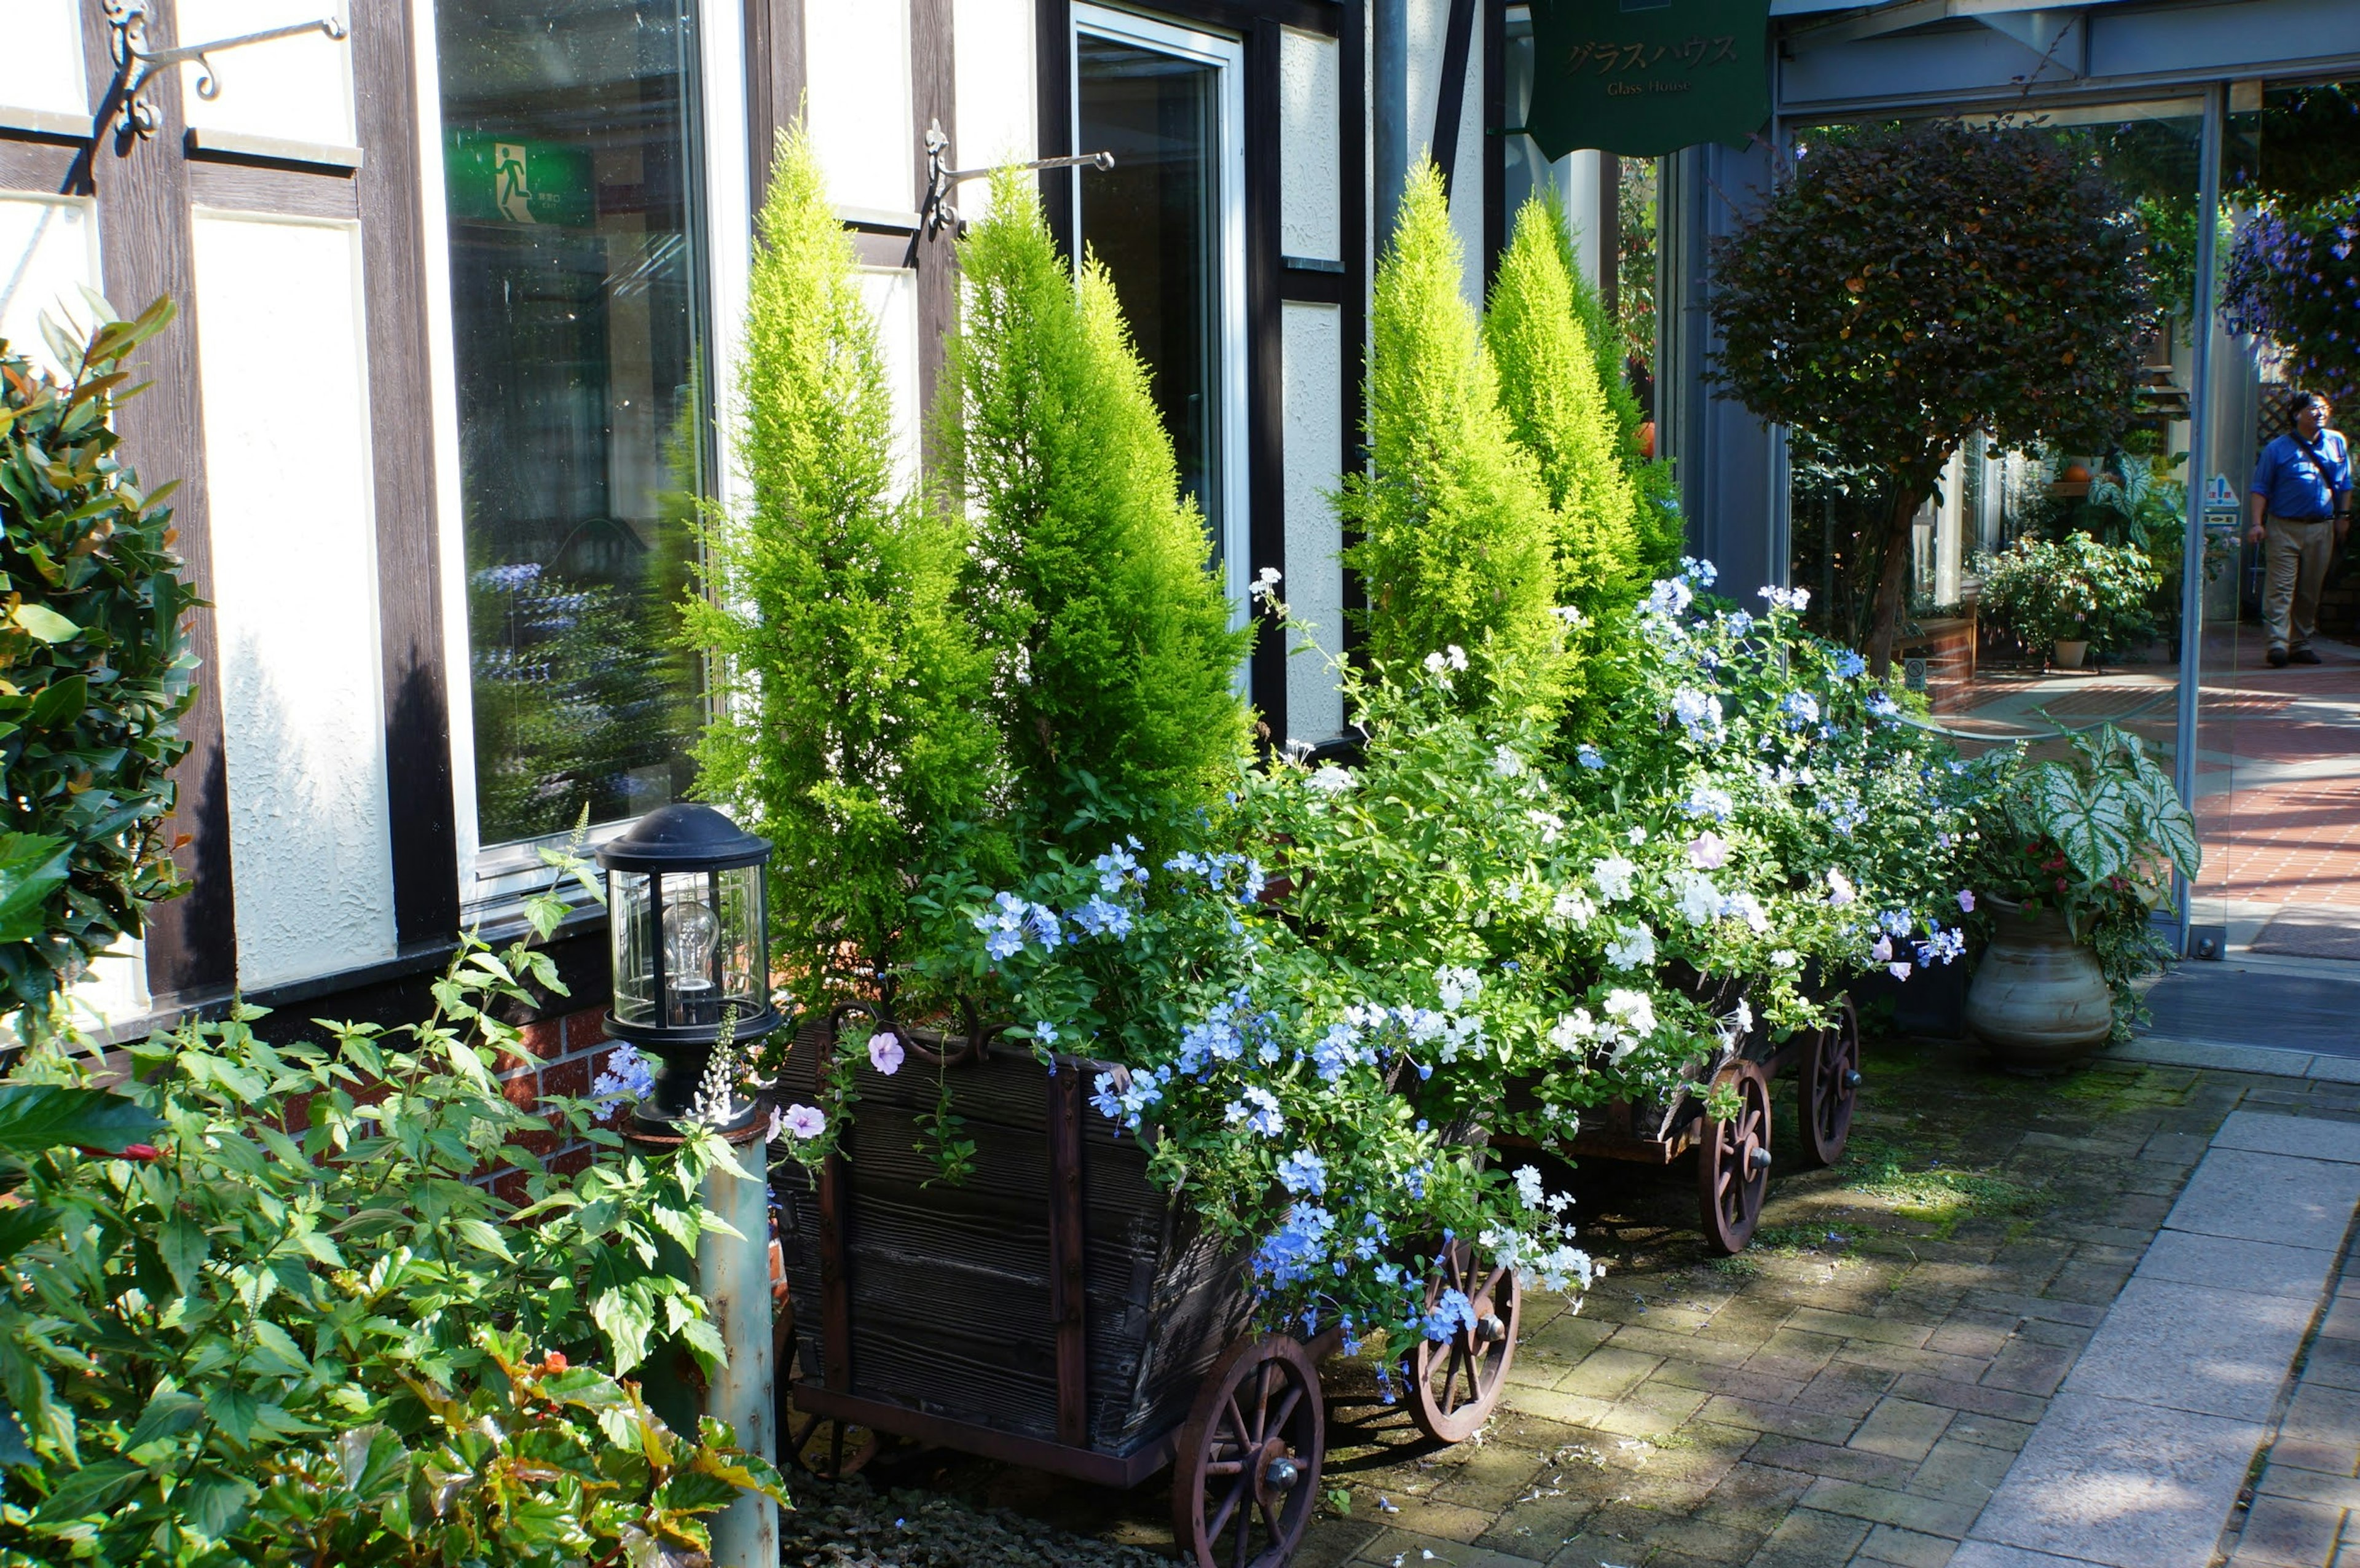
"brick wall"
490,1002,634,1199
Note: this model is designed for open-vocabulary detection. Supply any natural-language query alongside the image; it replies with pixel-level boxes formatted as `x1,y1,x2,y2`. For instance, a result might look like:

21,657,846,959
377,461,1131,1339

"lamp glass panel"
611,869,658,1025
714,864,763,1010
659,874,722,1028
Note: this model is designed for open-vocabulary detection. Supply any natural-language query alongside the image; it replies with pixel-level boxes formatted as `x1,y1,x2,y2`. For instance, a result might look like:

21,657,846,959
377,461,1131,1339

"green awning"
1525,0,1772,160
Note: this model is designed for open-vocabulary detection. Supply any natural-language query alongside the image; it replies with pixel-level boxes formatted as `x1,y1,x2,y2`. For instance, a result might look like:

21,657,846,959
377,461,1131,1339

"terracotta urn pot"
1964,896,2113,1072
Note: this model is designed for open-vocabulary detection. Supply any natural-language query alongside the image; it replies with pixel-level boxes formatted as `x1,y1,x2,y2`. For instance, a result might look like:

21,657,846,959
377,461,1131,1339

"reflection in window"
1077,26,1225,549
436,0,709,849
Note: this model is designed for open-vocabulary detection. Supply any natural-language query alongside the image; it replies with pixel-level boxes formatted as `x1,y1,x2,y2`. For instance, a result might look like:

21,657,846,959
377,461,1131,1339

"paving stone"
2302,1338,2360,1393
1798,1476,1980,1537
1501,1386,1616,1429
2166,1147,2360,1252
1889,1373,2047,1424
1905,1435,2018,1506
1648,1358,1809,1405
1796,1362,1902,1419
1944,1411,2036,1452
1697,1393,1859,1443
1948,1545,2098,1567
1792,1307,1937,1349
1696,1460,1817,1534
1552,1347,1661,1401
2235,1493,2345,1567
1925,1310,2018,1360
2134,1229,2341,1299
1349,1527,1548,1566
2061,1275,2318,1422
1957,1290,2108,1328
2261,1461,2360,1508
1849,1398,1956,1463
1972,1390,2265,1568
1747,1327,1846,1381
1746,1434,1921,1487
1858,1522,1963,1567
2216,1110,2360,1166
1592,1381,1711,1439
1836,1341,1997,1382
2283,1382,2360,1452
1745,1506,1873,1567
2013,1317,2094,1350
1612,1322,1759,1368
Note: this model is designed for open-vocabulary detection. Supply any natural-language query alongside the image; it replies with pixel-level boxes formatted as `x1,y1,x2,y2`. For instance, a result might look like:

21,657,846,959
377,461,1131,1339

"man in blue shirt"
2247,391,2351,666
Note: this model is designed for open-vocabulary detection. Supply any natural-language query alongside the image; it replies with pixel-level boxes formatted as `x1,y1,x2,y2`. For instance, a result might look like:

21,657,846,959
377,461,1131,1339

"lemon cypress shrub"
1486,195,1643,618
943,172,1250,827
685,128,999,985
1341,163,1563,708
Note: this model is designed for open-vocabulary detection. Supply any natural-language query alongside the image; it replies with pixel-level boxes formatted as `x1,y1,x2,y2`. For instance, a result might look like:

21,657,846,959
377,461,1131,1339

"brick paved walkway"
2215,1220,2360,1567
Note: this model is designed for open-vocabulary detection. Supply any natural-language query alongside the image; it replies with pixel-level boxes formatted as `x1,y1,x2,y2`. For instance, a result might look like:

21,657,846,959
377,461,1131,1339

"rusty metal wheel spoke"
1796,997,1861,1169
1699,1060,1772,1254
1174,1336,1324,1568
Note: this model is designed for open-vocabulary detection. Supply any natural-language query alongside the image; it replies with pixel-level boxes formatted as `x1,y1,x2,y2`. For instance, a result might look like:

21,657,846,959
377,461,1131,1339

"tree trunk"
1865,482,1927,679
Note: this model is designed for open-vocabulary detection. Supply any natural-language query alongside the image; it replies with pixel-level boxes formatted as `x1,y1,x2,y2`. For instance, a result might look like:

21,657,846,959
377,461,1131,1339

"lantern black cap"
595,803,771,872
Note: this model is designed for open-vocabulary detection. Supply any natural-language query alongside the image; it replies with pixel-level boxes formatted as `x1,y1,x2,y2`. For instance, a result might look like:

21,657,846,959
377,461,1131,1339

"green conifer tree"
1536,186,1684,580
942,171,1252,829
1486,195,1643,618
1341,162,1564,707
684,127,1000,985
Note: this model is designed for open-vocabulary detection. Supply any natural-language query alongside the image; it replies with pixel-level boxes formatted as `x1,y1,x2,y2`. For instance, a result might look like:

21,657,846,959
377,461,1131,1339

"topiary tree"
1341,162,1564,708
1710,119,2155,674
684,126,1001,987
942,170,1251,831
1486,194,1643,619
0,299,196,1039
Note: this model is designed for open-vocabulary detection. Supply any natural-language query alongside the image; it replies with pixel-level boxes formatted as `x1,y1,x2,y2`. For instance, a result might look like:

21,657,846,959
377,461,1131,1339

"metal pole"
1375,0,1407,245
699,1129,778,1568
2171,82,2224,954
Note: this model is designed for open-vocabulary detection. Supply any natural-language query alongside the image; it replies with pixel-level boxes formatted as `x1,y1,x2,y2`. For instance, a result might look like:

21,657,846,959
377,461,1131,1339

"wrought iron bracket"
104,0,348,140
919,117,1113,239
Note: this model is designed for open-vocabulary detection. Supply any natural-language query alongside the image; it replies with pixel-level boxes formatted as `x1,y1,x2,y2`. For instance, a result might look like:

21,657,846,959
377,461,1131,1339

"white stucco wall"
856,267,921,497
1282,300,1345,743
1279,28,1341,262
951,0,1036,221
177,0,356,147
191,211,397,988
0,0,87,119
0,196,101,375
1406,0,1485,305
808,0,916,217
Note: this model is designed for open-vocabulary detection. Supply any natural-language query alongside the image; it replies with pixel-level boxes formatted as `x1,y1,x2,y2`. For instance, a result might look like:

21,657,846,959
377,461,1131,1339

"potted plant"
1959,723,2197,1070
1972,533,2161,669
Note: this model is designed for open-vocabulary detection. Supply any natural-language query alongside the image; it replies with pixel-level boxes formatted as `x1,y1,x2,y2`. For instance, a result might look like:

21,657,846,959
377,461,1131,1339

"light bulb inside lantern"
663,898,720,1024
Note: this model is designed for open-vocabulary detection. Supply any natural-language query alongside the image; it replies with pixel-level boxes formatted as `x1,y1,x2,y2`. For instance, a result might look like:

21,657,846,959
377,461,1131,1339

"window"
1073,5,1248,610
434,0,711,855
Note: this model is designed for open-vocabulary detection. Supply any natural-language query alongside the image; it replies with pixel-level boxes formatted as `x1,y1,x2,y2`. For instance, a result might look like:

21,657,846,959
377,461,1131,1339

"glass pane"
660,874,721,1028
436,0,710,849
1077,29,1224,545
714,865,762,1010
612,870,656,1024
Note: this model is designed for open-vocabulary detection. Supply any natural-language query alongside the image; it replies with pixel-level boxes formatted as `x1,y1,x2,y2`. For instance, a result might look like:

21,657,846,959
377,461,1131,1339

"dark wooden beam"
79,0,240,1003
355,0,460,944
1340,0,1368,660
1431,0,1479,204
1245,19,1288,745
910,0,958,441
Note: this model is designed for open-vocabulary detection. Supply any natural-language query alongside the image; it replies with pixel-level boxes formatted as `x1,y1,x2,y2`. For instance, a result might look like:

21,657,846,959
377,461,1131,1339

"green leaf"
205,1386,259,1447
454,1217,514,1262
0,1082,161,1158
30,673,85,727
184,1475,253,1539
10,603,79,644
157,1213,208,1297
26,1459,143,1533
0,1401,34,1467
0,1203,57,1266
122,1389,203,1455
0,833,72,944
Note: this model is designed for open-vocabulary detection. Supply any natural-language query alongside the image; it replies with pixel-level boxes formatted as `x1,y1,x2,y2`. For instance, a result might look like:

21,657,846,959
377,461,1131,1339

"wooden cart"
1501,986,1862,1253
769,1005,1522,1568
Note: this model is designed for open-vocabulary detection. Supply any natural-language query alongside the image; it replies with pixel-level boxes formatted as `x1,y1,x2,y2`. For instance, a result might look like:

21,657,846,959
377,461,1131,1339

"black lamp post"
597,803,777,1133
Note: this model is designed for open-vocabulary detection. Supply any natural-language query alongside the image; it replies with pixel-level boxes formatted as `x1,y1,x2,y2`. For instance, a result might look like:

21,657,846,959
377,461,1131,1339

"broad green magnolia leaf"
0,1082,162,1158
9,603,79,644
0,833,71,944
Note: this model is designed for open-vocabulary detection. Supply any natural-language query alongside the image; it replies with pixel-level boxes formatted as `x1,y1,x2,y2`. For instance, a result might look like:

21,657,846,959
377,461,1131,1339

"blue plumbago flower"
1642,577,1696,619
1916,928,1967,965
1514,1165,1546,1207
1879,909,1915,936
592,1043,656,1115
1682,784,1736,821
1680,556,1719,588
1307,764,1355,794
1277,1149,1328,1195
1779,692,1821,731
1833,649,1868,680
1576,742,1607,770
1669,687,1725,743
1867,691,1903,721
1252,1202,1335,1287
1723,609,1755,637
1225,1086,1284,1137
1759,584,1811,613
1092,839,1147,893
1423,1287,1479,1341
1069,893,1133,939
1090,1069,1162,1130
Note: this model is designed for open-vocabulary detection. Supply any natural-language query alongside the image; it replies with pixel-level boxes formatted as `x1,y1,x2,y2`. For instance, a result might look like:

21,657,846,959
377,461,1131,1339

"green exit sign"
445,133,595,228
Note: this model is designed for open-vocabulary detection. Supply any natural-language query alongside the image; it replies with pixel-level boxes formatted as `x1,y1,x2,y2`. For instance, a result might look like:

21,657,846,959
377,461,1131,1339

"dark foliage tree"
1710,119,2156,673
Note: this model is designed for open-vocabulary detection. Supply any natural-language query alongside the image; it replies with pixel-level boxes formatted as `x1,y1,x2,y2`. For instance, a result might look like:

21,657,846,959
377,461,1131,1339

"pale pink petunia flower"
867,1030,905,1076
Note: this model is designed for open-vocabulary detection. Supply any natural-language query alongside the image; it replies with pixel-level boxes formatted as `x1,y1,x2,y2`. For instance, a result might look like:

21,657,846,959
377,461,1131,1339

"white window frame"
410,0,752,922
1071,4,1252,624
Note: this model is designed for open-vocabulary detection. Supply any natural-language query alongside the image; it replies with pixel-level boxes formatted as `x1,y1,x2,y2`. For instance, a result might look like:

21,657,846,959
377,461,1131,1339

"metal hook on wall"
103,0,349,140
920,118,1114,240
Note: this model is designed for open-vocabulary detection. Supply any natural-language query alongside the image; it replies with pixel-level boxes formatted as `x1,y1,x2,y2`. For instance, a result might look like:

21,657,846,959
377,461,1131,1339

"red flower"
542,1351,568,1373
76,1143,162,1162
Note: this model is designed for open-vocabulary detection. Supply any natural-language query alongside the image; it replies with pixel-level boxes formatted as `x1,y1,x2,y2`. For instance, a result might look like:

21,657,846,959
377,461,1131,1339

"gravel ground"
779,1472,1178,1567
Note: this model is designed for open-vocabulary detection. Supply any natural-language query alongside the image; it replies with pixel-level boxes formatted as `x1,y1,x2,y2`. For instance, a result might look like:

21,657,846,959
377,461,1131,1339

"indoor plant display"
1959,723,2197,1067
1972,532,2162,668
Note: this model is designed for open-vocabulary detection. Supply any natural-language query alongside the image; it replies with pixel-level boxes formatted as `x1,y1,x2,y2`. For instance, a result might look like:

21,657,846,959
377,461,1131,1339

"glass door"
1072,4,1248,614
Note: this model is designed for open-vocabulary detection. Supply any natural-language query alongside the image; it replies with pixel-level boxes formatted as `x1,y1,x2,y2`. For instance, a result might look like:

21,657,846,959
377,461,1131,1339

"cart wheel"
1403,1240,1521,1444
1795,996,1861,1169
1697,1059,1772,1255
1173,1335,1325,1568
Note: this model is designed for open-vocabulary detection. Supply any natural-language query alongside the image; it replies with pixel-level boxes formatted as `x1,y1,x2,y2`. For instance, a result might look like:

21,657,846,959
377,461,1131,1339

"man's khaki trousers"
2264,514,2335,653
